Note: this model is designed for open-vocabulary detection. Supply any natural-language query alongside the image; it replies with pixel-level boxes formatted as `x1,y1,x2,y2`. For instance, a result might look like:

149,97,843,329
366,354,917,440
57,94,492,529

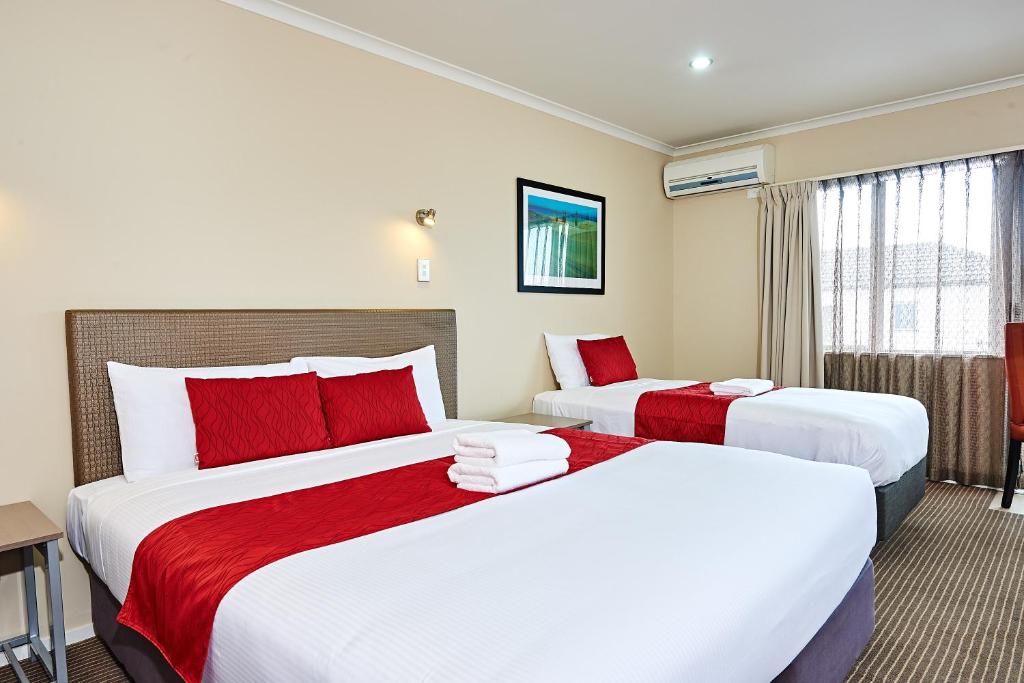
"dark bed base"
89,569,183,683
87,559,874,683
874,457,926,543
772,560,875,683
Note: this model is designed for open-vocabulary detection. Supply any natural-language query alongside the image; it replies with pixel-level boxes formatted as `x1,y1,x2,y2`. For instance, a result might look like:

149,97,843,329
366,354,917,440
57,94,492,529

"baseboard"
0,622,95,667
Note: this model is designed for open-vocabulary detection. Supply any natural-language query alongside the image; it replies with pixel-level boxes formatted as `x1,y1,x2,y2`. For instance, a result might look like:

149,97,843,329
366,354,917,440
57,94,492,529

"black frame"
516,178,605,295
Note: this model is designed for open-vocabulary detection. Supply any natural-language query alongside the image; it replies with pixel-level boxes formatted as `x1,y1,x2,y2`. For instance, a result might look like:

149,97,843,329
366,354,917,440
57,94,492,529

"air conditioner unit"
663,144,775,198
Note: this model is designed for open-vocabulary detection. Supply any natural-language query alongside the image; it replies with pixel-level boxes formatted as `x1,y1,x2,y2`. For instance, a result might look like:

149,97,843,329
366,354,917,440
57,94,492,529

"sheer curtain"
819,152,1024,487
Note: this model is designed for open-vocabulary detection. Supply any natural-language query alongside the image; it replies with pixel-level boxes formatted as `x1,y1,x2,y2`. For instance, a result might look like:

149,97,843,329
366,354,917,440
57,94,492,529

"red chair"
1003,323,1024,508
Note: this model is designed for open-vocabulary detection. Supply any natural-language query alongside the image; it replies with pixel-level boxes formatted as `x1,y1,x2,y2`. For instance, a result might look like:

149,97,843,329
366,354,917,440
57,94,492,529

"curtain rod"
765,143,1024,188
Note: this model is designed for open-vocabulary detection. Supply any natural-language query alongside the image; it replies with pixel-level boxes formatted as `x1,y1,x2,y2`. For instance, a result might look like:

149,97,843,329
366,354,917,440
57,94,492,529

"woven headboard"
65,309,457,486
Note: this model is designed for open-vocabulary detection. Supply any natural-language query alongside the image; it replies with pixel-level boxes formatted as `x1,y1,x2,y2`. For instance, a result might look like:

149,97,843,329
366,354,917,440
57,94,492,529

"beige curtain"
757,181,824,387
825,353,1005,487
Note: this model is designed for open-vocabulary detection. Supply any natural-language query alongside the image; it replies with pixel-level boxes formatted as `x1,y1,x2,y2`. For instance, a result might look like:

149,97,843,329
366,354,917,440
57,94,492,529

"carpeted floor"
2,481,1022,682
0,638,125,683
848,482,1024,682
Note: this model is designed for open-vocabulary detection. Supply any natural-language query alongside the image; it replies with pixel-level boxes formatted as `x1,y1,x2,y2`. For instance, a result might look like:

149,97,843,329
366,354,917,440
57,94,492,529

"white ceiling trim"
671,74,1024,156
218,0,1024,160
218,0,676,154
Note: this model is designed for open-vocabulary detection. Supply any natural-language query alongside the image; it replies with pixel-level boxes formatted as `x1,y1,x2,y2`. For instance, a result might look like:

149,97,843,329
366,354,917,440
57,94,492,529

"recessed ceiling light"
689,56,713,71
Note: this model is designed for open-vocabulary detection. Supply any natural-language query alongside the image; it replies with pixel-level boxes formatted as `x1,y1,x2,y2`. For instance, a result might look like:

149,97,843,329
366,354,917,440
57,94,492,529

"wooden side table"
0,502,68,683
493,412,593,431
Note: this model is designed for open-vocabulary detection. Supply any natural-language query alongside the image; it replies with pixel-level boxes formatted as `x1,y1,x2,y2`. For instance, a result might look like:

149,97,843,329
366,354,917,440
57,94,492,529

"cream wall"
0,1,674,639
673,86,1024,380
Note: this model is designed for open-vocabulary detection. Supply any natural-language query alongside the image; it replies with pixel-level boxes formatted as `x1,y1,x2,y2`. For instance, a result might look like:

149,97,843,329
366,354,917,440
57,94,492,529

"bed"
535,377,928,542
65,310,877,683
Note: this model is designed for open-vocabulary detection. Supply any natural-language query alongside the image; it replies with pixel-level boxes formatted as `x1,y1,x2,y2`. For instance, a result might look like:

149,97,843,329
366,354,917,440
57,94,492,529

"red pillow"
185,372,331,469
317,366,431,447
576,336,638,386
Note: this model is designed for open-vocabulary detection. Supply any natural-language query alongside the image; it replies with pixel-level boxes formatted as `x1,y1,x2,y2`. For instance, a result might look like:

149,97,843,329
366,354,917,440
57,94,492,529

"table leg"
44,540,68,683
0,641,30,683
21,546,39,661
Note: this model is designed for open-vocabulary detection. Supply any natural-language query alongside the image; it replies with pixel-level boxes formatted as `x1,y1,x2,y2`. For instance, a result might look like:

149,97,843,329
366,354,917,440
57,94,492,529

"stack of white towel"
709,378,775,397
447,430,571,494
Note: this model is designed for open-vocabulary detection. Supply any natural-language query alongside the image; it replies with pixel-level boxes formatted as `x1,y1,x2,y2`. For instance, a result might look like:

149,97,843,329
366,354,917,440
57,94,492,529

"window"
892,302,917,332
818,157,1003,356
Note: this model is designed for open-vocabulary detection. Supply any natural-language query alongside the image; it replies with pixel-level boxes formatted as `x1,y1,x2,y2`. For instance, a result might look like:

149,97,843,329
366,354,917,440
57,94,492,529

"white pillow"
107,360,308,482
293,345,447,425
543,333,610,389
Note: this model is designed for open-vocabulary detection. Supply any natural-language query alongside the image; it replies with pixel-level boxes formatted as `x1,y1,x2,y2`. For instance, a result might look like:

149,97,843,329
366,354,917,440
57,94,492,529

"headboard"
65,309,457,486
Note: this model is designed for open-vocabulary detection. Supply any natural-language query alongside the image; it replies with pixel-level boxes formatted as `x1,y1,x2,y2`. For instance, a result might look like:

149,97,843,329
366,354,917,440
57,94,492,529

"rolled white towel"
709,378,775,397
447,458,569,494
452,430,570,467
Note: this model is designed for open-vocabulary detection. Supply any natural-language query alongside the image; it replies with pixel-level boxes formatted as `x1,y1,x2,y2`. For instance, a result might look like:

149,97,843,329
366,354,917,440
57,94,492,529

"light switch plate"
417,258,431,282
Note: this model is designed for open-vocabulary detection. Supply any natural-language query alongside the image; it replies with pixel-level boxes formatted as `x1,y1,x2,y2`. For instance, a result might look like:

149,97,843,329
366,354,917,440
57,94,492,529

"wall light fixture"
415,208,436,227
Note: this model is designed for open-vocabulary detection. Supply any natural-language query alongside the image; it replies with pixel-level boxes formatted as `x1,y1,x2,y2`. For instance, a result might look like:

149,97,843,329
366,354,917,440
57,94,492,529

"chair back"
1006,323,1024,432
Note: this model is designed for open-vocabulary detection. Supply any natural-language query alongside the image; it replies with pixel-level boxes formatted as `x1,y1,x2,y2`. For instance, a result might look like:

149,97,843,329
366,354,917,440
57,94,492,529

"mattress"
534,379,929,486
69,419,876,683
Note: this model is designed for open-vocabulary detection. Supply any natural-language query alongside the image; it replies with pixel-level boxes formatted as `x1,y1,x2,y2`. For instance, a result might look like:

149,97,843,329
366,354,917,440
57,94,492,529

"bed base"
86,559,873,683
772,559,875,683
875,457,926,543
88,568,183,683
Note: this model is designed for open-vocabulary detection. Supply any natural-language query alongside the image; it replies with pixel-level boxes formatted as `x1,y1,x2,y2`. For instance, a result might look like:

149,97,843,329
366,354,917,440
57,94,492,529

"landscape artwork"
516,178,605,294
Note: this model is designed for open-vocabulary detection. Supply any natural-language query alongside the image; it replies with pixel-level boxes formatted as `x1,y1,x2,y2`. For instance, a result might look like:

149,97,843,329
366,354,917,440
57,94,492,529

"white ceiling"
249,0,1024,151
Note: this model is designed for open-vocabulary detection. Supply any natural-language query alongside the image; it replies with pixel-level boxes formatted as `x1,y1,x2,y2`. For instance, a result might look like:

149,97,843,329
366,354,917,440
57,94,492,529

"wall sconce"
415,208,436,227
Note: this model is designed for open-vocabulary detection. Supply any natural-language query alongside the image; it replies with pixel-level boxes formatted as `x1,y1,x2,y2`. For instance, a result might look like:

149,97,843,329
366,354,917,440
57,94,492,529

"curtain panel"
825,352,1005,487
757,181,825,387
820,151,1024,488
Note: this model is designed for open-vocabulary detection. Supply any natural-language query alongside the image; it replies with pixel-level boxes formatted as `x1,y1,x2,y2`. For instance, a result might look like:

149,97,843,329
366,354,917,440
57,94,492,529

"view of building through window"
818,158,999,356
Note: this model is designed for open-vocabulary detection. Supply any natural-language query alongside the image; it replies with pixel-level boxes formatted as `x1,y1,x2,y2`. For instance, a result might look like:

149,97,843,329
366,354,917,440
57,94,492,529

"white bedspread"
69,419,875,683
534,379,928,486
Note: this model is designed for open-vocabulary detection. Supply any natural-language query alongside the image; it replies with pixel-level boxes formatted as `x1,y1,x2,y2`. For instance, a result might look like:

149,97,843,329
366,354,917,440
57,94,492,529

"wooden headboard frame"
65,309,457,486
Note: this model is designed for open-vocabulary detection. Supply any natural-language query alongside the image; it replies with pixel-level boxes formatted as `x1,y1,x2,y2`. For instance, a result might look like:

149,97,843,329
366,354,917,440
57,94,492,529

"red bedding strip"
635,382,746,444
117,428,650,683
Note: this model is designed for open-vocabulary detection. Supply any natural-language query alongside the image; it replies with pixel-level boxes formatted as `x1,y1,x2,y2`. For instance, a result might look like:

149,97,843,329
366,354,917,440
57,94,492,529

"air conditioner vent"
664,145,774,198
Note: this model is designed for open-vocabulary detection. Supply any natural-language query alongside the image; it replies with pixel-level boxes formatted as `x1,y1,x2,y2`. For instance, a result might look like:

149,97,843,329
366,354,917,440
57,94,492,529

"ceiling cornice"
671,74,1024,156
219,0,1024,160
218,0,676,155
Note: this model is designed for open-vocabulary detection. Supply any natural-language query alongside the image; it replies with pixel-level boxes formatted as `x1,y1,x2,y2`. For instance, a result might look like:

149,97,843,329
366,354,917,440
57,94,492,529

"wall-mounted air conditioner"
663,144,775,198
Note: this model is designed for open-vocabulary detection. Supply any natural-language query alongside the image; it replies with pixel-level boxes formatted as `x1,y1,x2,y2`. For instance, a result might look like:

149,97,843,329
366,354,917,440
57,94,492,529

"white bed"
534,378,929,487
70,418,875,683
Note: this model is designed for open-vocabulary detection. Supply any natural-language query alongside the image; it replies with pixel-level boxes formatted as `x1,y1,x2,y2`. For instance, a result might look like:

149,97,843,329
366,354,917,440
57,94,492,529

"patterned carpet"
2,482,1022,682
0,638,124,683
849,481,1024,682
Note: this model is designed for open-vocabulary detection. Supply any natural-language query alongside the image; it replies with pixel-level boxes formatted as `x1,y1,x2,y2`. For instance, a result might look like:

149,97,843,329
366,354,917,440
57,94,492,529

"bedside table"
493,412,593,431
0,502,67,683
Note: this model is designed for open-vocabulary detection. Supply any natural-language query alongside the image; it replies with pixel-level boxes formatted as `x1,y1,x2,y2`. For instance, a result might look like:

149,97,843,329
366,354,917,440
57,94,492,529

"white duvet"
69,419,876,683
534,379,929,486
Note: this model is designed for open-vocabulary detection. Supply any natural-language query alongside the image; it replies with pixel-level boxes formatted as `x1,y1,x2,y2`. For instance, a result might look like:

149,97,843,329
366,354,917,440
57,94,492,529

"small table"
493,412,593,431
0,502,67,683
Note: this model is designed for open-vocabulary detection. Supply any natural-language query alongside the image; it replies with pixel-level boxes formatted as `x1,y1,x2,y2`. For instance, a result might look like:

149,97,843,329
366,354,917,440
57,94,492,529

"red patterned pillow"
576,336,638,386
185,372,331,469
318,366,431,447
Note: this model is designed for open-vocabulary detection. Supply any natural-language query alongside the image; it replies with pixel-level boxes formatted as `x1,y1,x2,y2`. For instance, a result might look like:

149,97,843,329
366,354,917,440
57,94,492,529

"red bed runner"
116,428,650,683
635,382,748,444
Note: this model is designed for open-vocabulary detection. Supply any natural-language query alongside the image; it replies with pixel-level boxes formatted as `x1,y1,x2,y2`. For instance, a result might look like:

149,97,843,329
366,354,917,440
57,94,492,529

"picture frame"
517,178,605,295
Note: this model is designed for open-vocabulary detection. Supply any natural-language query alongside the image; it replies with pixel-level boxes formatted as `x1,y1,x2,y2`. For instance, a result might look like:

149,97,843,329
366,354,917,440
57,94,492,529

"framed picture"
517,178,605,294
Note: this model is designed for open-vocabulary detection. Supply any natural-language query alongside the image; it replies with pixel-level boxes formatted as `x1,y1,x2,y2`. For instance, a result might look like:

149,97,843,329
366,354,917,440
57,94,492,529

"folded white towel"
447,458,569,494
709,378,775,397
453,455,498,468
452,430,571,467
452,445,497,459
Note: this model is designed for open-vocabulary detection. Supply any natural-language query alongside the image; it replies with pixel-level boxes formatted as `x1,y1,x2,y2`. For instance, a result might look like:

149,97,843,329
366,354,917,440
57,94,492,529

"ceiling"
255,0,1024,151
